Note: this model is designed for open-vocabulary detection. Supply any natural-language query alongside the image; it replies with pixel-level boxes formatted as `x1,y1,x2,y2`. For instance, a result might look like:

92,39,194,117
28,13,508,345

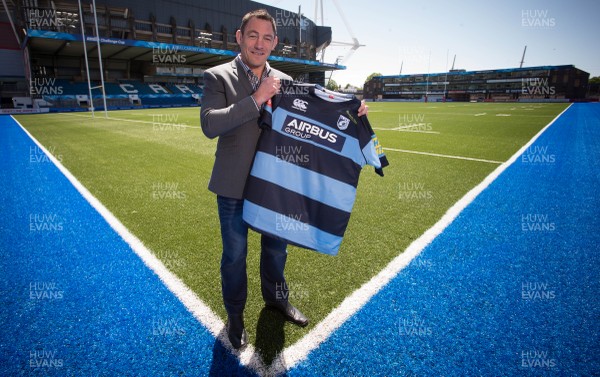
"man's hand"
252,77,281,107
358,100,369,117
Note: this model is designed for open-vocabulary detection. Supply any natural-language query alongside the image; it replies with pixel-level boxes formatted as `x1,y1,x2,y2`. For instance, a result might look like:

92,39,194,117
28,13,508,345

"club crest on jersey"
337,115,350,130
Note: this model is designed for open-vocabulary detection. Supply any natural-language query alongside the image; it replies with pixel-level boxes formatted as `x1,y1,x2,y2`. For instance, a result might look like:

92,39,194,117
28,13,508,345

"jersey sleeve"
358,115,389,176
258,98,274,130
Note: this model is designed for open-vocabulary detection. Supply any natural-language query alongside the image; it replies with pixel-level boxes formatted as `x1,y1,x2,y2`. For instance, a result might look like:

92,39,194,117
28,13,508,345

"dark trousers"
217,195,288,315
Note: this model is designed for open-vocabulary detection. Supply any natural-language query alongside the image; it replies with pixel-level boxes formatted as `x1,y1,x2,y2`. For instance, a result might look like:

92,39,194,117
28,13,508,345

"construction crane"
271,0,364,66
520,45,527,68
313,0,365,65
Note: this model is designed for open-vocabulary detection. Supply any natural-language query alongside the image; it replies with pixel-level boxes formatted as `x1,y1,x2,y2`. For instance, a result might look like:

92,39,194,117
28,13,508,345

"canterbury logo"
292,98,308,112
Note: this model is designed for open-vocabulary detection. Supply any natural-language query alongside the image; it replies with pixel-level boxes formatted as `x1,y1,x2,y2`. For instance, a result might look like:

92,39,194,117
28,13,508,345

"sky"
260,0,600,87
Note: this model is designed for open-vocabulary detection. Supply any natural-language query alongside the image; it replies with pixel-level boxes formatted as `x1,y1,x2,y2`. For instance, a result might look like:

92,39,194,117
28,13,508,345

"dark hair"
239,9,277,35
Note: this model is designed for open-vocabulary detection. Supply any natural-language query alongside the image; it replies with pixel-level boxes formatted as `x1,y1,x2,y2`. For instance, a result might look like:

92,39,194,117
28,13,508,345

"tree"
588,76,600,97
326,79,339,91
365,72,382,83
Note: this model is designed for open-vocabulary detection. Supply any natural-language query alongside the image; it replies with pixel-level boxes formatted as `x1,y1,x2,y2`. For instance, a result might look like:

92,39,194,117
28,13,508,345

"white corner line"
10,102,572,377
11,115,269,375
383,147,503,164
61,111,201,129
269,103,573,375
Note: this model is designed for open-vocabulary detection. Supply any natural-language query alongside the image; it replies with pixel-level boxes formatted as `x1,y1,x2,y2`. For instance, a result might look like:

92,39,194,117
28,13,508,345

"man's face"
236,17,278,73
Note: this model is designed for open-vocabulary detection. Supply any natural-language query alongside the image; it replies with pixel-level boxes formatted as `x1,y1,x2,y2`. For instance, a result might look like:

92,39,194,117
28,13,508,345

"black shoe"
226,314,248,350
265,301,309,327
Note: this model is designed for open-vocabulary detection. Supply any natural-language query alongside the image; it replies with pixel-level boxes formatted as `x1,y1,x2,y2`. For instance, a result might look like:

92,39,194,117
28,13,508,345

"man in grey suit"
201,9,306,350
201,9,367,350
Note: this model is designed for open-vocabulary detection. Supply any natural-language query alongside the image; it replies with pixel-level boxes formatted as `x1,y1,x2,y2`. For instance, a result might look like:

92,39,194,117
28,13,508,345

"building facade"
364,65,590,102
0,0,341,108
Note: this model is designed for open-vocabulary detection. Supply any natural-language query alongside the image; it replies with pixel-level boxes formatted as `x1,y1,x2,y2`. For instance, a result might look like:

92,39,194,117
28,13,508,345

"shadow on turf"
255,306,287,371
209,307,288,376
209,330,253,376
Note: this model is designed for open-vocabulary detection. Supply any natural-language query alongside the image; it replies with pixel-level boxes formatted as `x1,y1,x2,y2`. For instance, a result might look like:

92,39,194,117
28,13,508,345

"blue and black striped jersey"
243,84,389,255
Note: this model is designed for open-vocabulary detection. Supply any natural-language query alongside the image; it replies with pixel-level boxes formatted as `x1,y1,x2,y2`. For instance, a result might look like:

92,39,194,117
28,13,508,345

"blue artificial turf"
287,103,600,376
0,115,254,376
2,103,599,376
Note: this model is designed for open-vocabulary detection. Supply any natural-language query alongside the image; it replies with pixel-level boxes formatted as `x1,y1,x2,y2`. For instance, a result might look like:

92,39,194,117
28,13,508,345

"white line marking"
61,111,201,129
11,116,268,374
266,103,573,376
12,102,573,376
394,124,426,130
383,147,503,164
398,129,440,134
373,127,440,135
474,112,487,117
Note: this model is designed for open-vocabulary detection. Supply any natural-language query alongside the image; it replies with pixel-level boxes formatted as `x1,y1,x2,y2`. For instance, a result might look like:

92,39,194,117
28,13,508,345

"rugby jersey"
243,83,388,255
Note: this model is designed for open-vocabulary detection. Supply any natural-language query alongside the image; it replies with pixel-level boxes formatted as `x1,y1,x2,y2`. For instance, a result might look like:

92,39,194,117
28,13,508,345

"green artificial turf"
15,102,568,355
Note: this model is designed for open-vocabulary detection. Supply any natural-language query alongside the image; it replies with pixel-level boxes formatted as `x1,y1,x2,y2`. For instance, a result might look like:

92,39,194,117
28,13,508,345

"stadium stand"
34,80,201,111
364,65,590,102
0,0,342,112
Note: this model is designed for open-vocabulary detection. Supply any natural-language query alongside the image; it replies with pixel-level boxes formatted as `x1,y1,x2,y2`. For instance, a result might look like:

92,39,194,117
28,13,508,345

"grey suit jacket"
201,58,292,199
